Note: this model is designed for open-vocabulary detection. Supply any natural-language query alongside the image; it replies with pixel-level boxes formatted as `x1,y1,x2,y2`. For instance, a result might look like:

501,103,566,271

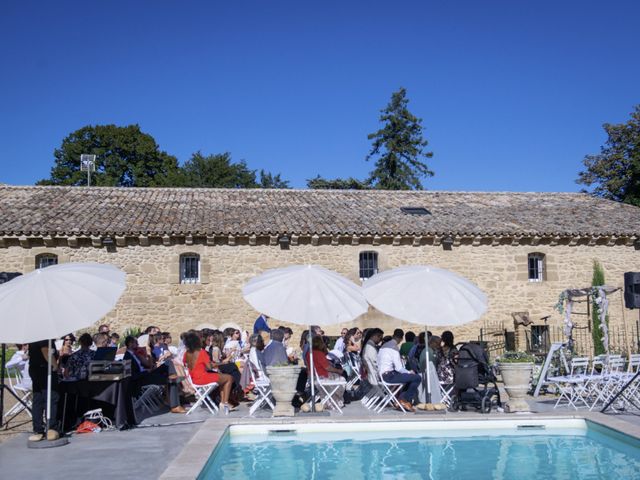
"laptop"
93,347,117,361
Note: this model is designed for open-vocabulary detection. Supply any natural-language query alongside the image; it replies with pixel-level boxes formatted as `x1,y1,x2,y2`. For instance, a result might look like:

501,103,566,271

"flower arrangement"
497,351,535,363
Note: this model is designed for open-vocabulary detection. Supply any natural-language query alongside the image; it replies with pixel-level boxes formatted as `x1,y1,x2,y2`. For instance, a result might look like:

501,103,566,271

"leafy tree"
176,152,289,189
178,152,257,188
365,87,434,190
577,105,640,206
37,124,180,187
258,170,290,189
306,175,370,190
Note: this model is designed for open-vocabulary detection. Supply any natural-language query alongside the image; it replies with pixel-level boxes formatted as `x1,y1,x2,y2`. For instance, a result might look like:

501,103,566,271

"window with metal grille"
531,325,550,352
528,253,545,282
180,254,200,284
36,254,58,269
359,251,378,281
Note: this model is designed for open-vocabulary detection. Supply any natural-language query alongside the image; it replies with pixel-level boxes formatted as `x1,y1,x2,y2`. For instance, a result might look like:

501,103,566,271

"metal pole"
424,326,431,404
309,327,315,412
0,344,5,427
46,339,52,436
87,166,91,187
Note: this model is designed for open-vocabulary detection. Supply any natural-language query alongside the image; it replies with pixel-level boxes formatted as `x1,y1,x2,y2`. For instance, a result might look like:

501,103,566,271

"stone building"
1,185,639,352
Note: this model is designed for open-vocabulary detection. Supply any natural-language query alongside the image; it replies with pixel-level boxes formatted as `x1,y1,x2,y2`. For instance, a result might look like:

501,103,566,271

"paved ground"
1,390,639,480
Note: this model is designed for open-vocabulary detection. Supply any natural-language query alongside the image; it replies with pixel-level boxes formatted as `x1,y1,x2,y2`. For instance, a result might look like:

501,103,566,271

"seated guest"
223,328,242,358
361,328,384,384
59,334,75,358
6,343,32,390
305,336,345,408
377,329,420,412
330,328,349,359
400,331,416,359
64,333,95,381
163,332,178,356
151,333,170,361
109,333,120,348
183,332,234,414
123,336,185,414
263,328,289,366
418,335,443,405
437,331,458,387
407,332,426,373
248,334,268,379
281,327,297,362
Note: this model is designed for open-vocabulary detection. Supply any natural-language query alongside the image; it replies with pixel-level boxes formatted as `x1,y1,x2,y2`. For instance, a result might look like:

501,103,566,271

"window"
528,253,545,282
359,251,378,281
531,325,550,352
180,254,200,284
36,253,58,269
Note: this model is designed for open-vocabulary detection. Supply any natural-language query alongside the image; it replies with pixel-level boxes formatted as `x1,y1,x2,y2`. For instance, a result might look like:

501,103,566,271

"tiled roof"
0,185,639,238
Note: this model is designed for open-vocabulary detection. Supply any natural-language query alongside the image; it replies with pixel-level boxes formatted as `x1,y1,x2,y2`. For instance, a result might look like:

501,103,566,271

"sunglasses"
64,338,72,341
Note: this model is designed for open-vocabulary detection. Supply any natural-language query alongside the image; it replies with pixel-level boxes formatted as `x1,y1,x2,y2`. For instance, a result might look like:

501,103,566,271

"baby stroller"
451,342,501,413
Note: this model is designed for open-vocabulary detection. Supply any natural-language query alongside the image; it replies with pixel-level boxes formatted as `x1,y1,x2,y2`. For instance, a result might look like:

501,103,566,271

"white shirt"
377,340,409,376
330,337,345,359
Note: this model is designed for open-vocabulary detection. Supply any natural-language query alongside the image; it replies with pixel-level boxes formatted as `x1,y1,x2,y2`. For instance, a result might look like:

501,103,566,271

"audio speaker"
624,272,640,309
0,272,21,285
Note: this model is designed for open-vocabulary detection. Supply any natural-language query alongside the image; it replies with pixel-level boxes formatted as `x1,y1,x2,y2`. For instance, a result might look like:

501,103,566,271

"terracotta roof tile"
0,185,639,237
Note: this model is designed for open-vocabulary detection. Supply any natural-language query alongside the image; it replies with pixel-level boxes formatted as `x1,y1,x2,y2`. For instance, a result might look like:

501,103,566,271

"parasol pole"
425,326,432,404
46,339,52,437
309,327,316,412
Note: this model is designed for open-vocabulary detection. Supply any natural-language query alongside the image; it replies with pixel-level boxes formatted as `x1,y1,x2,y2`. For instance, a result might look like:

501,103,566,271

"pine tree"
366,88,434,190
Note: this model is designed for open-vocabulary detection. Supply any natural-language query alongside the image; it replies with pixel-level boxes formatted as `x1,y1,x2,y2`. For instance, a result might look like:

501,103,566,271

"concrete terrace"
1,394,639,480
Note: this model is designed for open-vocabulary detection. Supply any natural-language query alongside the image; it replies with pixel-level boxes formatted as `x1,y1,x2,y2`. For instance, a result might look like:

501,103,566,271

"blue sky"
1,1,638,191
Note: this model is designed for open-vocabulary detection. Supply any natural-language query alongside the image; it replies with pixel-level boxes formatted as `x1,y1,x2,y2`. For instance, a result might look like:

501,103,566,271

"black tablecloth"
59,377,136,429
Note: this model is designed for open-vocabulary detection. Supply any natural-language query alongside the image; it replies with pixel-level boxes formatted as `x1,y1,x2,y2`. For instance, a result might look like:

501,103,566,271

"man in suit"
123,336,184,413
262,328,289,367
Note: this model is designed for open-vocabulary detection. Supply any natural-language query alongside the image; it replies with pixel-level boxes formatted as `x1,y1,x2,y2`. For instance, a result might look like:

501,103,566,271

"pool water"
199,420,640,480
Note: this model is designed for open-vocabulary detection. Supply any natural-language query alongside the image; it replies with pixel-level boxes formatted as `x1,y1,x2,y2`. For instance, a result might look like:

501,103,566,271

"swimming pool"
198,419,640,479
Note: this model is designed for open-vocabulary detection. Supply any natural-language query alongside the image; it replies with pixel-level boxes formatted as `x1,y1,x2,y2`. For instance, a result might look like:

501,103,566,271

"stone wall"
1,241,638,352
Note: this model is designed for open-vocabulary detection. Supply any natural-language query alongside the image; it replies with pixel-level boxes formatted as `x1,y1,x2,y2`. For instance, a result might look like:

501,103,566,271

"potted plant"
497,351,535,412
266,363,302,417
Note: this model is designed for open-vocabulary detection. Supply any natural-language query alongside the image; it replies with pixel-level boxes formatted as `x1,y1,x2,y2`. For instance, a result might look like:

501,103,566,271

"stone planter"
266,365,301,417
498,362,533,413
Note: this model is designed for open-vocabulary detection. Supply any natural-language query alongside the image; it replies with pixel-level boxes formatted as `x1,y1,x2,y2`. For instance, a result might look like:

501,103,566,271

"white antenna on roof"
80,154,96,186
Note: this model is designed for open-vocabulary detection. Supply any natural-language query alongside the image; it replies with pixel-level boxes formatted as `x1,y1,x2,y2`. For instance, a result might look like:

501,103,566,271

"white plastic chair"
3,367,32,420
248,362,275,416
184,368,219,415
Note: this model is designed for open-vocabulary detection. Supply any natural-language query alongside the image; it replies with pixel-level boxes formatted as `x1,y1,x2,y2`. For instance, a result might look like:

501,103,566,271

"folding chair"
133,384,164,415
375,371,407,413
344,354,363,391
3,367,32,420
439,382,454,408
548,357,590,409
360,359,385,410
248,362,275,416
184,369,219,415
628,354,640,373
313,368,346,414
